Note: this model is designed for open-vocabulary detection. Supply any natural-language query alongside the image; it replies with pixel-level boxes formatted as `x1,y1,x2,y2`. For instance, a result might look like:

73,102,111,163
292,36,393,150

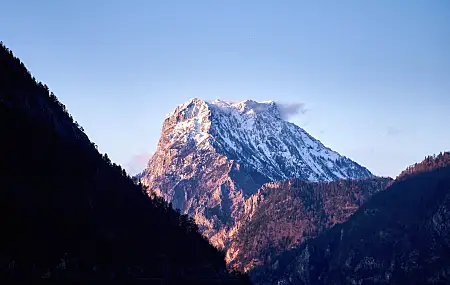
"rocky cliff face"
142,98,373,248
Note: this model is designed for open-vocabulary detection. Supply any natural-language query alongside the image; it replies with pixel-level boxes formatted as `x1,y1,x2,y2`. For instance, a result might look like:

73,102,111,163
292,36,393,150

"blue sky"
1,0,449,176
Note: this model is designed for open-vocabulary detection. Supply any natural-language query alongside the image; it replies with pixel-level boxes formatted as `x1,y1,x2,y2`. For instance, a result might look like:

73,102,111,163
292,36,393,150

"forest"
251,154,450,285
0,43,250,284
229,177,391,272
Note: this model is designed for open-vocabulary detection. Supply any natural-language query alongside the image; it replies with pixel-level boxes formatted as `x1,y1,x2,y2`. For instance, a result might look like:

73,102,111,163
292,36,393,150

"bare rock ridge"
141,98,373,250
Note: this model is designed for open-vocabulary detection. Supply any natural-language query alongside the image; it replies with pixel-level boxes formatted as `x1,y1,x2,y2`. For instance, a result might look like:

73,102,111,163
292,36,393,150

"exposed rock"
142,98,373,251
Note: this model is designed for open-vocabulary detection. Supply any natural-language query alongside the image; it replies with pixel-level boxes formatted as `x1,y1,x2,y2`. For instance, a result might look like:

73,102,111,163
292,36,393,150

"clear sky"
1,0,449,177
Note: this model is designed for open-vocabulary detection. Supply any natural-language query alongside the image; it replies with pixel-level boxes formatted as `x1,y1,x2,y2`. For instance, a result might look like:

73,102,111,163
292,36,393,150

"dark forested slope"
251,153,450,285
0,43,250,283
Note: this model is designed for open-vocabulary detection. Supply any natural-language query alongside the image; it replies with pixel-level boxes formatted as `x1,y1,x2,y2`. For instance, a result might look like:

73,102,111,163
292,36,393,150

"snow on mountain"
141,98,373,250
162,98,371,182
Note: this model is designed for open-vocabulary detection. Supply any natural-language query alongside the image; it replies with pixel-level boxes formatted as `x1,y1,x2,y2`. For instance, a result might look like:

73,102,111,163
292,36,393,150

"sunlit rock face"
141,98,373,254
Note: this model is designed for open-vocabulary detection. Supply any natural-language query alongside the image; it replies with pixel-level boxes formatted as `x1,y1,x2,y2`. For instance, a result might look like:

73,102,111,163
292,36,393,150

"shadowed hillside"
251,154,450,285
0,42,250,284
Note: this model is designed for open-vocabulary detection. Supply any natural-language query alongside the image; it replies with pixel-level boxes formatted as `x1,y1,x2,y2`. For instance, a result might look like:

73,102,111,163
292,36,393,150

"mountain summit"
142,98,372,247
155,98,371,181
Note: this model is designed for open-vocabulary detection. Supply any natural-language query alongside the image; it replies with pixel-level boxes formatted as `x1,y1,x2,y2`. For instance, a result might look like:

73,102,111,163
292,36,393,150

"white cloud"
276,102,308,120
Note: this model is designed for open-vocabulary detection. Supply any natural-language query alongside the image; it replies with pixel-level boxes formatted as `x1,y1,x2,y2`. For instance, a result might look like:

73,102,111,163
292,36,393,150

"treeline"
0,43,250,283
397,152,450,180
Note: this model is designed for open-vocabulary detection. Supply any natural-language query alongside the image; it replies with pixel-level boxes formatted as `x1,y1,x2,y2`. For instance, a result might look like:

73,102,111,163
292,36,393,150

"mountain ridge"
226,176,392,272
149,98,373,183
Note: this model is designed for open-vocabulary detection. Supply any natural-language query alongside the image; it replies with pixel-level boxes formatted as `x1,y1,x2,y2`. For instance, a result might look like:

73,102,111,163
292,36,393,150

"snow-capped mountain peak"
143,98,373,248
210,99,281,119
160,98,372,182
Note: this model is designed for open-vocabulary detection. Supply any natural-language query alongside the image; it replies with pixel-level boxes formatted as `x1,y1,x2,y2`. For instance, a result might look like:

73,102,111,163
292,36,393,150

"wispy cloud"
276,102,308,120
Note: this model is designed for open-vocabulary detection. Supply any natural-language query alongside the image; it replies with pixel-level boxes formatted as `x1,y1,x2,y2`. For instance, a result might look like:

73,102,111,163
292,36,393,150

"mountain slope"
142,98,373,248
397,152,450,181
0,43,250,283
227,177,391,272
251,153,450,285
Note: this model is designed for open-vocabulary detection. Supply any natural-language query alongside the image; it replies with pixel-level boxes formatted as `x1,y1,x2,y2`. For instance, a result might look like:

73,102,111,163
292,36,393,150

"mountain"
226,177,391,272
141,98,373,251
0,43,251,284
251,153,450,285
